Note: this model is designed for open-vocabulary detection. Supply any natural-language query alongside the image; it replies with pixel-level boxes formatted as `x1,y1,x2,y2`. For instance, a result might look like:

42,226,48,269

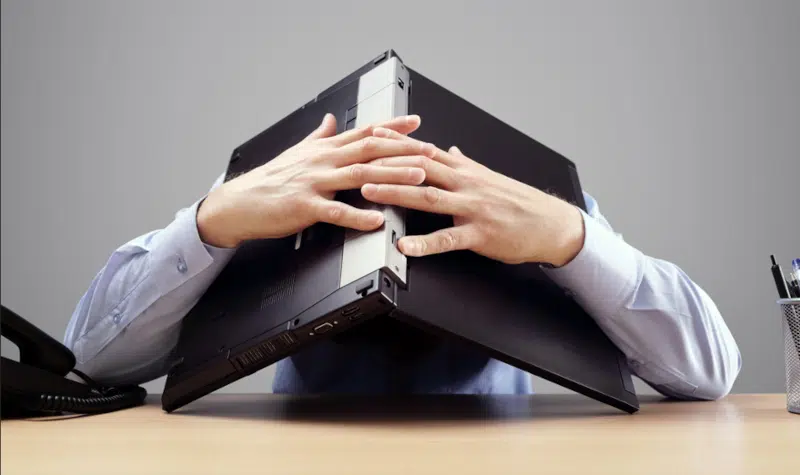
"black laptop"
161,50,640,414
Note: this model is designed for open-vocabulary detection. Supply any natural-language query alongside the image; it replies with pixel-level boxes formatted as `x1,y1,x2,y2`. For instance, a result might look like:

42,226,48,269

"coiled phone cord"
21,368,147,415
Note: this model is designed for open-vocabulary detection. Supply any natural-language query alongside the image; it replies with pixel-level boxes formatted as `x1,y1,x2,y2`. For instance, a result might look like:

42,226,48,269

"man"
64,113,741,400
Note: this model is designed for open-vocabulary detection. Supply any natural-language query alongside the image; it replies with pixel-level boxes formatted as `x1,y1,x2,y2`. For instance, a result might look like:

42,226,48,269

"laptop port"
342,305,360,318
313,322,334,334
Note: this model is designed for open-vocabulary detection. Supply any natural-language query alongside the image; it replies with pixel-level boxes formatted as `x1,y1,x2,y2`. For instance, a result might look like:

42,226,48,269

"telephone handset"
1,304,147,419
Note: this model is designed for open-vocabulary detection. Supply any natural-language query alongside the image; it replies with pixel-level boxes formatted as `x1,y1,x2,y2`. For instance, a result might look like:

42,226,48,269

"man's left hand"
362,127,586,267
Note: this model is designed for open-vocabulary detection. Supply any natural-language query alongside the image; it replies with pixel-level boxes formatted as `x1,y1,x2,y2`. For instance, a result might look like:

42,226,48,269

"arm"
356,131,742,401
64,172,236,386
542,192,742,400
64,113,427,387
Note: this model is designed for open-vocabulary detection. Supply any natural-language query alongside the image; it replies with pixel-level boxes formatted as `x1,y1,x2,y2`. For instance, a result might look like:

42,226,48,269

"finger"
449,145,485,170
383,114,421,135
314,164,426,191
361,184,472,216
310,197,385,231
330,136,435,166
398,225,478,257
303,113,337,141
329,114,421,146
369,156,458,190
372,127,463,167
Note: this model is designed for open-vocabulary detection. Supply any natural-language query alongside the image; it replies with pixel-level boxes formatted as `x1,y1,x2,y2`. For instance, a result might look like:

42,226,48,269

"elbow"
652,333,743,401
688,343,743,401
692,372,737,401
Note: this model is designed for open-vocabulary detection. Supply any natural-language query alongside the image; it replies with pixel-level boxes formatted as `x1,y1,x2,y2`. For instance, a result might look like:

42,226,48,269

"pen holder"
778,298,800,414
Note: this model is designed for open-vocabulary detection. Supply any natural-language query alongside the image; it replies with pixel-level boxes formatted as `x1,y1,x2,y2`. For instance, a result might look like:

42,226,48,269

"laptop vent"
232,332,297,371
260,272,296,310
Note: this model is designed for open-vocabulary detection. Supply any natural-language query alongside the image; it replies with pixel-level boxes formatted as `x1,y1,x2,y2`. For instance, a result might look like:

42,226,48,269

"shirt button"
112,313,122,324
177,256,187,274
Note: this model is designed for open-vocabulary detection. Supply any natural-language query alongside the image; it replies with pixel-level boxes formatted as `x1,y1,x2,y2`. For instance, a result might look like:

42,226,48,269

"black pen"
792,259,800,298
788,276,800,299
771,255,790,299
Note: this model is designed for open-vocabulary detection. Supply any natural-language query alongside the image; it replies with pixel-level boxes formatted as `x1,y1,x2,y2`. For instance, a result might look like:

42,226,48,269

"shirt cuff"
72,198,237,364
148,199,237,296
542,208,643,319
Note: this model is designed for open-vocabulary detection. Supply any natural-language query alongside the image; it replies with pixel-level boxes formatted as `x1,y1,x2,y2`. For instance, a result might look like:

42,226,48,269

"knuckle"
360,137,376,153
438,231,457,251
458,169,477,186
298,173,317,189
472,199,490,216
348,163,365,182
477,223,495,242
326,202,344,221
307,149,328,164
423,186,441,204
288,194,310,216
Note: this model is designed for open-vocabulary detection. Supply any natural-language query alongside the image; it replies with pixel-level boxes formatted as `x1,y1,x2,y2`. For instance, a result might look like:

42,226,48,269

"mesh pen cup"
778,298,800,414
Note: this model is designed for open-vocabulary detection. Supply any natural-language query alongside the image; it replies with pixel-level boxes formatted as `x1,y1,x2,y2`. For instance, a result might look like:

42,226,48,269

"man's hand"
361,127,586,267
197,114,434,248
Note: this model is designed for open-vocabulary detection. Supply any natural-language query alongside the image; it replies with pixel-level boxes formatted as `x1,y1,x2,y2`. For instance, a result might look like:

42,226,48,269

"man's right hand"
196,113,433,248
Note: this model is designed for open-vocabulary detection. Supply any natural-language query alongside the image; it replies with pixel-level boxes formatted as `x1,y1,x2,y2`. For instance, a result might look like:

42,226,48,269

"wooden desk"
1,394,796,474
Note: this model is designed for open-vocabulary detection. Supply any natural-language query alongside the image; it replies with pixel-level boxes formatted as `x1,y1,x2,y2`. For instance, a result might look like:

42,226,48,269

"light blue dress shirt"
63,173,742,400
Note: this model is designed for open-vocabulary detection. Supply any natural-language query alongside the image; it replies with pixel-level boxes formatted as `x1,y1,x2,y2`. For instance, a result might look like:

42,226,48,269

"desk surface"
1,393,797,474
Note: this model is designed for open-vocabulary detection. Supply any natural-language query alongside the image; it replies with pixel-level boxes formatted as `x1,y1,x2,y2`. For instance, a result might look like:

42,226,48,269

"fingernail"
409,168,425,182
362,184,378,195
450,145,460,154
374,127,390,138
368,212,383,225
406,115,420,125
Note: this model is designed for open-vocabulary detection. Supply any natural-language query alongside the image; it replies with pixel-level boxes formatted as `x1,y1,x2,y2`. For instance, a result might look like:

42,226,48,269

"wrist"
544,201,586,268
196,191,241,249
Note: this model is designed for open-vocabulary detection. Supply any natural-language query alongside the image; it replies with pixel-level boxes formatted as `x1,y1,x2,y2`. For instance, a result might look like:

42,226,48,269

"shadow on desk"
167,394,667,425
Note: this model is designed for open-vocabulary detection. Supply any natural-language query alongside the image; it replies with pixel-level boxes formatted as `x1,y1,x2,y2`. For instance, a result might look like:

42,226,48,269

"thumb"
304,113,337,141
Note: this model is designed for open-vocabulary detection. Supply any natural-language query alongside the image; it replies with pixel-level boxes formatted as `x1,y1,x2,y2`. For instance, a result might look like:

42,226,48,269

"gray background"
2,0,798,397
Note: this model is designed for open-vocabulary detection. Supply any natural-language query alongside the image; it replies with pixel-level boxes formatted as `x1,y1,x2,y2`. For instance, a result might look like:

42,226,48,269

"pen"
789,277,800,299
771,255,790,299
785,260,800,366
792,259,800,297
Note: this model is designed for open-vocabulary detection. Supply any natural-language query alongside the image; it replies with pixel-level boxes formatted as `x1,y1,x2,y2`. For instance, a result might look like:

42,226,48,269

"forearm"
543,207,741,400
64,196,236,386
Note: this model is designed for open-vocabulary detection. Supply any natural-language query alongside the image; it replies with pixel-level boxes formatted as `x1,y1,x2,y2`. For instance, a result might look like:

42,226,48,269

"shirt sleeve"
63,172,236,386
542,192,742,400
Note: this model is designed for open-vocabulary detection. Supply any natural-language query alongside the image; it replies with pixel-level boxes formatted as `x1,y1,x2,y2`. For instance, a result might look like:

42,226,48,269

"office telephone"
1,304,147,419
